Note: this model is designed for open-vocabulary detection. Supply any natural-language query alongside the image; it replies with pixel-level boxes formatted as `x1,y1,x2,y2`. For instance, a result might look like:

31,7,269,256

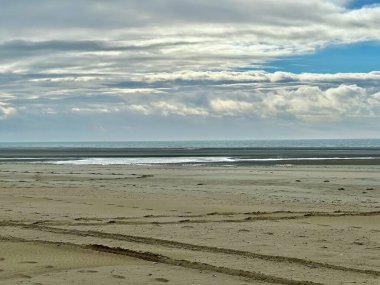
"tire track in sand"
0,234,321,285
24,224,380,277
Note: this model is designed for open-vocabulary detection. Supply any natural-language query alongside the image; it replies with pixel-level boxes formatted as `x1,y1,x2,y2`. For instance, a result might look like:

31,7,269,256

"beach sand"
0,163,379,284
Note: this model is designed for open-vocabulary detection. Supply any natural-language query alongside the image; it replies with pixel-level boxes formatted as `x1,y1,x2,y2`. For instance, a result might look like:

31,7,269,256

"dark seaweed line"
27,210,380,227
2,210,379,228
37,210,380,226
28,224,380,277
0,216,305,227
39,215,306,226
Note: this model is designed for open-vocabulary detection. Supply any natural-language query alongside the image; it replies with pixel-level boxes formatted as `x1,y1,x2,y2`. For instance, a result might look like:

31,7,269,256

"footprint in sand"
155,277,169,283
238,228,250,232
45,265,54,269
112,274,126,279
182,225,194,229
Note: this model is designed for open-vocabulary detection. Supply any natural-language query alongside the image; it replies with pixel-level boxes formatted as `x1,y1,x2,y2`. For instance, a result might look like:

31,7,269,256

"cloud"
0,1,380,139
142,70,380,84
0,102,16,119
2,68,380,121
56,79,380,121
210,99,255,116
261,84,378,120
1,1,380,75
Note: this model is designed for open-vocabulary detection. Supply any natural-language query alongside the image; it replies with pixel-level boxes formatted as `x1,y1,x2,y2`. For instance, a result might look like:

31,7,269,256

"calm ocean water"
1,139,380,149
1,139,380,165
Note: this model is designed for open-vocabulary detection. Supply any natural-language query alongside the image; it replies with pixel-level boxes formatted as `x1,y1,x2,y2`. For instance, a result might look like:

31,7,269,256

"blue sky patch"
262,41,380,73
346,0,380,9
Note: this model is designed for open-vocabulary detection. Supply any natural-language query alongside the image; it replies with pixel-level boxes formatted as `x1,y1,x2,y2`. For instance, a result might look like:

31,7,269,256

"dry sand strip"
26,224,380,278
2,225,380,284
87,244,321,285
0,235,319,285
0,239,139,282
0,239,260,285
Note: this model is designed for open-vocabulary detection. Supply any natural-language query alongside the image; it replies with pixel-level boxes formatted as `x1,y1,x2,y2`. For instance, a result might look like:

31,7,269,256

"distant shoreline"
1,152,380,166
1,141,380,166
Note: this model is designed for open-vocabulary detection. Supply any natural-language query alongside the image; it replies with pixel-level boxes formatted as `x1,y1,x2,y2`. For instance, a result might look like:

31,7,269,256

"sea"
0,139,380,166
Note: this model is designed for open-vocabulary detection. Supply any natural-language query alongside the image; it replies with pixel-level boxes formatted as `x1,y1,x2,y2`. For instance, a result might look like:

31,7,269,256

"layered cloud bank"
0,0,379,139
2,69,380,120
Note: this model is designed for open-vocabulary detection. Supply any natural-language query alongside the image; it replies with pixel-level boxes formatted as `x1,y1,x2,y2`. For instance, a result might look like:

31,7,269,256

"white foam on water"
50,156,375,165
52,157,235,165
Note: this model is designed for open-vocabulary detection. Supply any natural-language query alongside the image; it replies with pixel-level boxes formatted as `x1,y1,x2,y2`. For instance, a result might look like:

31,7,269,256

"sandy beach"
2,0,380,283
0,163,379,284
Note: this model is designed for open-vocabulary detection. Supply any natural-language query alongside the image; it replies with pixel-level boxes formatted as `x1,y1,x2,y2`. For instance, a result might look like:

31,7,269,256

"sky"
0,0,380,141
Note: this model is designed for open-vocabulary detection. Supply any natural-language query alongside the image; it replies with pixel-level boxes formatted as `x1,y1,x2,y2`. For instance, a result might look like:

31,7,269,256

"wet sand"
0,163,379,284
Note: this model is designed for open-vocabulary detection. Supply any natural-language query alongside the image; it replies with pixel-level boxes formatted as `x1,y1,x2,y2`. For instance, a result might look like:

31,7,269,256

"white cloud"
150,102,209,116
143,70,380,83
0,102,16,119
120,83,380,120
251,84,380,120
210,99,255,116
